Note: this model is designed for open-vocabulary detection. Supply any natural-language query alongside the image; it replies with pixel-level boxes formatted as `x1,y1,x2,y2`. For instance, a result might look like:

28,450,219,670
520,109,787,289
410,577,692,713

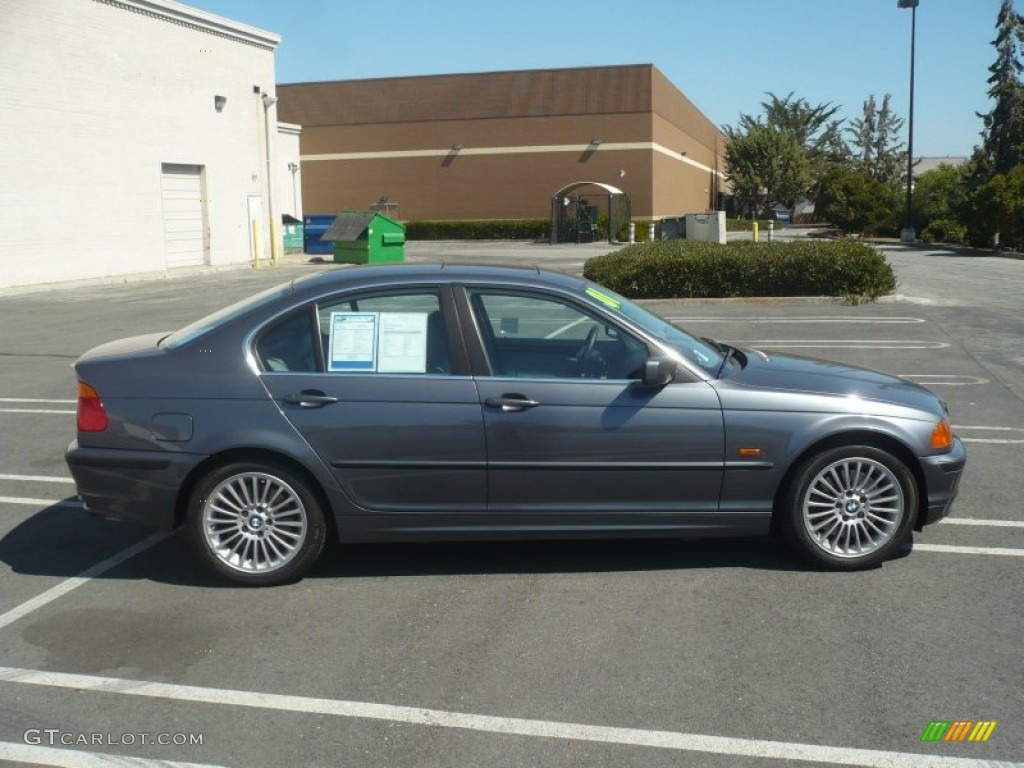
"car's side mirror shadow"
642,357,678,387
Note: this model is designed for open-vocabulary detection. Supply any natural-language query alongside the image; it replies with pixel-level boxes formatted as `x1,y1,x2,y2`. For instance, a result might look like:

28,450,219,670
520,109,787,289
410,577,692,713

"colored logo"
921,721,997,742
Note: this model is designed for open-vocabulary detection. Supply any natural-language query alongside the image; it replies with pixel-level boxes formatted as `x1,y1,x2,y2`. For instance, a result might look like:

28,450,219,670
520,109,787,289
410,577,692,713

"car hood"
719,348,944,416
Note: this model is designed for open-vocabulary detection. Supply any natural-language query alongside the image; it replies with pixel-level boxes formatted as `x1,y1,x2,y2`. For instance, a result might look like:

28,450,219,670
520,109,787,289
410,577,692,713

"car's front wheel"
784,445,918,570
188,461,327,586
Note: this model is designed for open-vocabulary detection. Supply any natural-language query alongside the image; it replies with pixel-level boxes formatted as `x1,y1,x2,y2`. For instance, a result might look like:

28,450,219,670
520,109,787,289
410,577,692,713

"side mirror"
642,357,677,387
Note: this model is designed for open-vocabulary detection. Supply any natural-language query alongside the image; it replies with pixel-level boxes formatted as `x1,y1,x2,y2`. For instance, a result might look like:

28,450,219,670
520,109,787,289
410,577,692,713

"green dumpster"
323,211,405,265
282,214,303,250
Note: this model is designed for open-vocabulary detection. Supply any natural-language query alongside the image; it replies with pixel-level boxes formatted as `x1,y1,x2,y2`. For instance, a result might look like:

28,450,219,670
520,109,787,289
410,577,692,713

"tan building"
278,64,727,224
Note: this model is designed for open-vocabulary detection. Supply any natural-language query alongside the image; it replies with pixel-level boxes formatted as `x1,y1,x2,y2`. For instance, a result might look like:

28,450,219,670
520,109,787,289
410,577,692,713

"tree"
846,94,906,185
975,164,1024,249
978,0,1024,174
912,163,970,233
818,167,901,236
724,123,812,215
724,93,837,214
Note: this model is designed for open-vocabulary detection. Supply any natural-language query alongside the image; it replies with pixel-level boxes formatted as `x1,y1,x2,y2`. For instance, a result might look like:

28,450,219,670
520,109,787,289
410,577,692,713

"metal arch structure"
550,181,630,244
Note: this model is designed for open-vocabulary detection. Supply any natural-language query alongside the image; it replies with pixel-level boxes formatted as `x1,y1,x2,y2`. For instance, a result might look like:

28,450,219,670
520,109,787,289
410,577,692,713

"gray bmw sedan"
65,265,965,585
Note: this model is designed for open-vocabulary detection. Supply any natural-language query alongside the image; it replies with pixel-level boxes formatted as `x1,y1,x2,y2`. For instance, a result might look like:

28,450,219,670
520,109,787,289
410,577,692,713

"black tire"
187,460,327,586
783,445,918,570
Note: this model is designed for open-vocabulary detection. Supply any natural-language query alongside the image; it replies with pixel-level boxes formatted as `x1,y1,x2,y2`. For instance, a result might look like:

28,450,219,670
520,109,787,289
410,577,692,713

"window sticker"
377,313,428,373
585,286,623,310
328,312,378,372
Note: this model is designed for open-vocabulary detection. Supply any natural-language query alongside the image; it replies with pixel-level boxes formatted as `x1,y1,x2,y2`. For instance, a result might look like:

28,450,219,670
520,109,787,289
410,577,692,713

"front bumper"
65,440,206,529
917,437,967,528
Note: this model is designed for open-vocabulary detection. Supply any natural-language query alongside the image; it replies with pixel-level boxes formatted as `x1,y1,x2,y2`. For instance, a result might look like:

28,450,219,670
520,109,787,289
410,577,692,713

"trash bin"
322,211,406,265
303,214,337,254
282,214,303,250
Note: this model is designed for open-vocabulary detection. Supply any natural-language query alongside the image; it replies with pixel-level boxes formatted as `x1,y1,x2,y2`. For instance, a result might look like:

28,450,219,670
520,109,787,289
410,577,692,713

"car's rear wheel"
188,461,327,586
784,445,917,570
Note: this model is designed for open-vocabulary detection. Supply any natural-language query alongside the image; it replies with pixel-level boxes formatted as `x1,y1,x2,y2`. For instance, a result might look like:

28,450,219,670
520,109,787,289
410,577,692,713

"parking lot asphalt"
0,241,1022,768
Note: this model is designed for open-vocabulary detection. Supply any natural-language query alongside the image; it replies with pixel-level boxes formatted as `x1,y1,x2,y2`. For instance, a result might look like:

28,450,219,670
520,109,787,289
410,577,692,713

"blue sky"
193,0,1008,158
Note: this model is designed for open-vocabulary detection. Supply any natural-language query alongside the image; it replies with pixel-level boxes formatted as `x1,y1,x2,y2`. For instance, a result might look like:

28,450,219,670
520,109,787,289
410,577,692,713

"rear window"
160,283,292,350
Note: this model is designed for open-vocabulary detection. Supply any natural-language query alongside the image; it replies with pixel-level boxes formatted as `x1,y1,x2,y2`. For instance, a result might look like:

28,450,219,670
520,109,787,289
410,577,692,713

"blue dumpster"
303,214,337,254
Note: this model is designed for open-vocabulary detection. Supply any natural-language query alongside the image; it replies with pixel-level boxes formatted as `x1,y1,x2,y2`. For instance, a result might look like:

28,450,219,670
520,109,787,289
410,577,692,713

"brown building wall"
279,65,725,222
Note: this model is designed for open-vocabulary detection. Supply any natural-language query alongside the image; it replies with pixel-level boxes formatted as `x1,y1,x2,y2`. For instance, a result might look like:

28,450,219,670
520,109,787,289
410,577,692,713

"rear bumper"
917,437,967,528
65,440,206,529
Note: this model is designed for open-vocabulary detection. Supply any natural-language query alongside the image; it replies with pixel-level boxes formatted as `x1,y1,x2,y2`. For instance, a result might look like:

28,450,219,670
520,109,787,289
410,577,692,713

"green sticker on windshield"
585,286,622,310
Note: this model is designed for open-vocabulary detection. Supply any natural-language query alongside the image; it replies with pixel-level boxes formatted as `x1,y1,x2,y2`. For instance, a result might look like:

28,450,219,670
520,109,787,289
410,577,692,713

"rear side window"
255,310,318,373
317,291,451,375
162,283,291,350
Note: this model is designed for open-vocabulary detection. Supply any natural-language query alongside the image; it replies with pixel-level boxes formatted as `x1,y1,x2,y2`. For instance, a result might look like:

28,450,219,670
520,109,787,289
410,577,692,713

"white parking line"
912,543,1024,557
0,741,225,768
728,340,951,349
671,316,927,324
0,398,75,404
0,667,1018,768
0,474,74,484
944,518,1024,528
898,374,989,386
0,533,168,632
960,438,1024,444
956,425,1024,431
0,408,76,414
0,496,82,508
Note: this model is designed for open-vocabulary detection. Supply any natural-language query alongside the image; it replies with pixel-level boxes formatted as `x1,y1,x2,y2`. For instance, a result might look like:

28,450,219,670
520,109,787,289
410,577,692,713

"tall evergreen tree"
978,0,1024,174
846,94,906,185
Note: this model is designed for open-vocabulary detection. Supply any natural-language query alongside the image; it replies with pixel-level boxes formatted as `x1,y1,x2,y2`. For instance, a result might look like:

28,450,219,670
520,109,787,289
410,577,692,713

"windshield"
581,284,725,375
160,283,292,350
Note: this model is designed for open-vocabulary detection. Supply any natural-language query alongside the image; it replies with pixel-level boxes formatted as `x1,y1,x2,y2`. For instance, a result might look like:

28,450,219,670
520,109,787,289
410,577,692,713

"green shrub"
582,240,896,300
726,218,773,232
920,219,968,246
405,219,548,240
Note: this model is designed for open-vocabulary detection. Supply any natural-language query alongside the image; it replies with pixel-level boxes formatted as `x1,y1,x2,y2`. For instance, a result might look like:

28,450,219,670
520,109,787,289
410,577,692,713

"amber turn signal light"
930,419,953,450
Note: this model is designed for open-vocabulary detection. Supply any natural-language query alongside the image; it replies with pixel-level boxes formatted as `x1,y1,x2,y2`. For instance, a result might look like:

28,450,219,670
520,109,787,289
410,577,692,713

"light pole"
898,0,918,243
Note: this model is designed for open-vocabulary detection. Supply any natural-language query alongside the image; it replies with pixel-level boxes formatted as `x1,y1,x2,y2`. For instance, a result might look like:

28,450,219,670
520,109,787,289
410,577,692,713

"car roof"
290,263,586,299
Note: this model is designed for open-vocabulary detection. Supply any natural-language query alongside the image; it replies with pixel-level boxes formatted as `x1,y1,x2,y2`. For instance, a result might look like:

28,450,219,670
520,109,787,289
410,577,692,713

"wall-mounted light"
214,95,227,112
590,137,602,146
287,162,299,172
451,143,463,151
262,94,278,108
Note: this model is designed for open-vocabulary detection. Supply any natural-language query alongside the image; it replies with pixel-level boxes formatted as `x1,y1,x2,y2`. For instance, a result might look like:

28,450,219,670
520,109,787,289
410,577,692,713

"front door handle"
484,394,540,412
283,390,339,408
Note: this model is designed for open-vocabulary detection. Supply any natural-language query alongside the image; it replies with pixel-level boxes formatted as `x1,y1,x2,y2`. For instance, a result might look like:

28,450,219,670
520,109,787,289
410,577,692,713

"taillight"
77,381,109,432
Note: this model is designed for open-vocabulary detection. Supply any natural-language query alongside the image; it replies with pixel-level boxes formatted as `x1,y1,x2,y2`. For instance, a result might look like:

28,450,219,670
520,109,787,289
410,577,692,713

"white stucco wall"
0,0,283,289
276,122,303,221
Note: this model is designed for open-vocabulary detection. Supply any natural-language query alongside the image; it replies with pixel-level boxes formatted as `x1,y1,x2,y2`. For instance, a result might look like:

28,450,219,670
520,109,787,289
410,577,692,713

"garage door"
160,164,206,268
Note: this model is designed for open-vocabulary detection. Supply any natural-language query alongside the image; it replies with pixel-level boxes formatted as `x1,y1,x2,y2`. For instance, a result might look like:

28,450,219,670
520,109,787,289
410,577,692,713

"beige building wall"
280,65,726,223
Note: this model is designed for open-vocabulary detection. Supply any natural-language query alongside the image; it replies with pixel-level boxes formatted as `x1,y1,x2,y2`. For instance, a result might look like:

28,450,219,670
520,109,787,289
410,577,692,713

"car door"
462,287,725,526
255,285,487,522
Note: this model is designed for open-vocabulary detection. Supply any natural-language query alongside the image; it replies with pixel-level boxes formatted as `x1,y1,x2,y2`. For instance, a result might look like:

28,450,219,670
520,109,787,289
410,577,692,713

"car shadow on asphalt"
0,502,890,587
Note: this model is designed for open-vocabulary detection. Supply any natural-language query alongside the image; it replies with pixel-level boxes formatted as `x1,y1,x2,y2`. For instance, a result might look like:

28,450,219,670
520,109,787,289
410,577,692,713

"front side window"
579,284,725,375
469,291,648,380
317,291,451,375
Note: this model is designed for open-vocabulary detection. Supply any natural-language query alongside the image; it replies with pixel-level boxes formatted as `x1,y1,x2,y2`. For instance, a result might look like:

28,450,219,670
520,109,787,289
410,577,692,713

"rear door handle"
484,394,540,412
283,390,339,408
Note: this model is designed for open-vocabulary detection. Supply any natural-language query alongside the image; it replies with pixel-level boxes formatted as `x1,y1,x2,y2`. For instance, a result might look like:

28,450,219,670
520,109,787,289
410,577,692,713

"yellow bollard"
752,221,759,242
252,220,261,269
270,220,280,267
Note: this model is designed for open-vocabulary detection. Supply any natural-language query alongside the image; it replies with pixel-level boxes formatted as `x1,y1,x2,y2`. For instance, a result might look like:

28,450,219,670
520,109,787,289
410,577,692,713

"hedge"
405,219,548,240
582,240,897,300
726,218,775,232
